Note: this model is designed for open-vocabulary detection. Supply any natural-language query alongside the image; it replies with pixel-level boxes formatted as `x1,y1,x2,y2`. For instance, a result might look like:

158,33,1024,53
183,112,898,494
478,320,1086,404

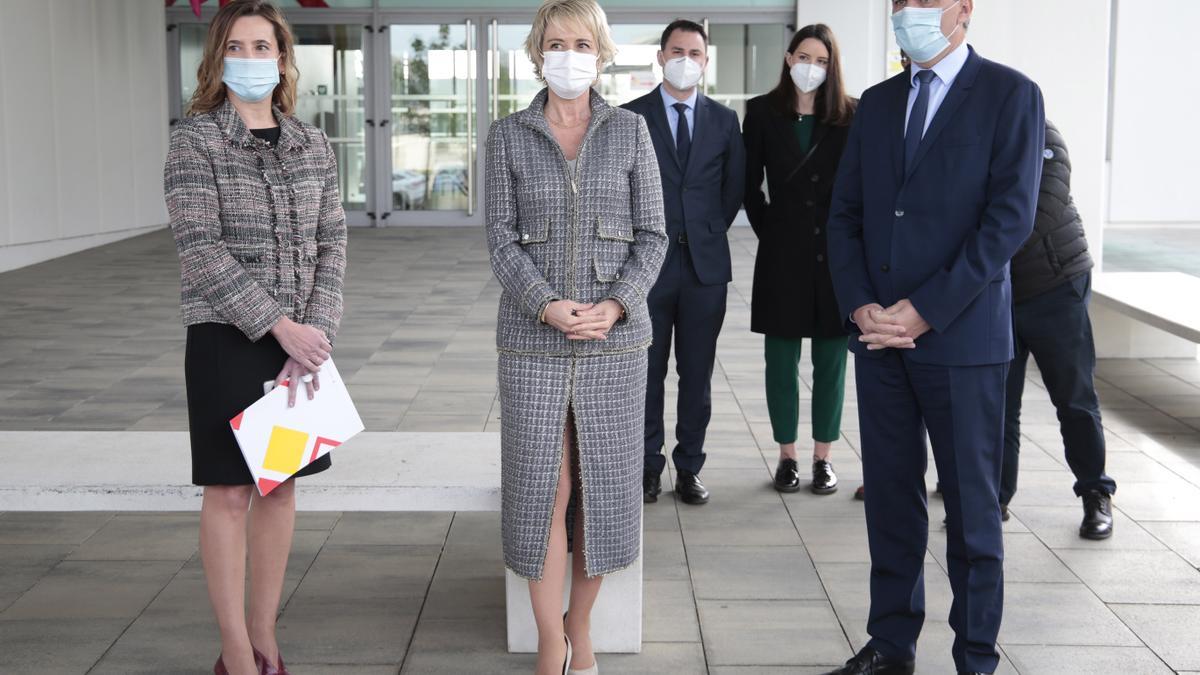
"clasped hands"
852,299,930,351
543,299,624,341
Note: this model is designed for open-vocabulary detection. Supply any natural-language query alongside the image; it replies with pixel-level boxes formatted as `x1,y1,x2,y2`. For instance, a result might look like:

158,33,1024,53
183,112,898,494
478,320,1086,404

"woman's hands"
543,299,624,341
271,317,331,371
270,317,329,407
274,357,320,408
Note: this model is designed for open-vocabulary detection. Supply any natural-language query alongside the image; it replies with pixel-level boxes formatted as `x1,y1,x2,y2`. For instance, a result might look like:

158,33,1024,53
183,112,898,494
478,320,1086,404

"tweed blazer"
486,89,668,356
164,98,347,343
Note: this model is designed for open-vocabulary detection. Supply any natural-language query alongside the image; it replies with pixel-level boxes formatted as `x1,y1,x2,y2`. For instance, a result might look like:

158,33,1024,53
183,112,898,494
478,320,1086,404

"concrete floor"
2,227,1200,673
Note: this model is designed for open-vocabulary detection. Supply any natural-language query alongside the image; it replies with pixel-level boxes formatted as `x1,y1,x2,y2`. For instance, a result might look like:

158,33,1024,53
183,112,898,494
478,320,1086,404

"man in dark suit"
825,1,1044,673
623,19,745,506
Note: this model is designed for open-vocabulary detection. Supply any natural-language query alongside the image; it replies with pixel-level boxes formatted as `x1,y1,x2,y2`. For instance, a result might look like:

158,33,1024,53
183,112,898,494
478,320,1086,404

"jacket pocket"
226,241,269,264
596,216,635,243
593,255,624,283
518,216,550,244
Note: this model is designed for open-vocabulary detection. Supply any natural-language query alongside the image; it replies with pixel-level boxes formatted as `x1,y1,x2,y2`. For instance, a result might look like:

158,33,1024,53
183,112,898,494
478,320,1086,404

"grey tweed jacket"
164,98,347,342
486,89,668,356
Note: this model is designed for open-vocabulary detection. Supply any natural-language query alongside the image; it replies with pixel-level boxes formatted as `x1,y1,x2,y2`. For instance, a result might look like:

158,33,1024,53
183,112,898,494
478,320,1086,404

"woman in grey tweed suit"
487,1,666,672
163,2,346,672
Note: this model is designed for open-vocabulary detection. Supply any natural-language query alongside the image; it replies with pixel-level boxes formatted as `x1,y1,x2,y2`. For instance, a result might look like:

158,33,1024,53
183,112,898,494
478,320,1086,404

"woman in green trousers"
742,24,855,494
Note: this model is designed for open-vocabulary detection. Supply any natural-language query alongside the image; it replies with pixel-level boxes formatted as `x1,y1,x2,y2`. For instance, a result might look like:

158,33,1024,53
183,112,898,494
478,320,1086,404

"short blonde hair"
524,0,617,83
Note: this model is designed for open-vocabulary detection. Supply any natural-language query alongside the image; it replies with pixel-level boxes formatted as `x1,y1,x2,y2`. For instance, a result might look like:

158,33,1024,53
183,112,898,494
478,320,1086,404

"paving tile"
0,617,130,673
1111,603,1200,672
790,517,871,564
0,511,113,545
1055,548,1200,604
0,560,181,620
1003,644,1174,675
697,599,850,667
998,582,1142,646
1139,520,1200,567
687,545,824,600
327,512,452,546
67,513,199,561
287,545,440,602
0,544,73,612
642,578,701,643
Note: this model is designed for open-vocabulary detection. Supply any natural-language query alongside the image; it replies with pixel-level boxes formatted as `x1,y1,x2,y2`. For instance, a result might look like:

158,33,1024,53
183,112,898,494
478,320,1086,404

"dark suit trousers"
644,241,727,475
856,350,1006,674
1002,272,1115,503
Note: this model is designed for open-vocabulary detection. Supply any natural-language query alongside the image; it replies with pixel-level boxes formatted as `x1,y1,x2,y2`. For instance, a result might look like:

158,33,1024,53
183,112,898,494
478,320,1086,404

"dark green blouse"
793,115,815,155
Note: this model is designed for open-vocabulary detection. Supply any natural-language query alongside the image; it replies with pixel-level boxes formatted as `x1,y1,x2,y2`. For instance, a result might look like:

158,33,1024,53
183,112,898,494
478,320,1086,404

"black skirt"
185,322,332,486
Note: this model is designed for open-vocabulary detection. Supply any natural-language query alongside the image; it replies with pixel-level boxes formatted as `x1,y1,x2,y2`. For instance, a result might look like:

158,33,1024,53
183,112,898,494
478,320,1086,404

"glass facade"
168,4,794,225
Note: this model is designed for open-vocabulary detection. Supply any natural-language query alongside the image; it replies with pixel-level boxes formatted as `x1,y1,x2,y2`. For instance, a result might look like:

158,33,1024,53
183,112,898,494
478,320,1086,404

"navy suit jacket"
623,86,745,285
828,46,1045,367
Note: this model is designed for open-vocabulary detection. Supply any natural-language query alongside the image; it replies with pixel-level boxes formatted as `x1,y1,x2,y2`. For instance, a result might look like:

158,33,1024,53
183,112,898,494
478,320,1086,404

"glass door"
291,24,370,225
377,22,476,225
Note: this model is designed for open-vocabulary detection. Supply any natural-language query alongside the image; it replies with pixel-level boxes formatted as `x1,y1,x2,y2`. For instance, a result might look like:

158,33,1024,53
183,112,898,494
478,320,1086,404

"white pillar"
506,530,643,653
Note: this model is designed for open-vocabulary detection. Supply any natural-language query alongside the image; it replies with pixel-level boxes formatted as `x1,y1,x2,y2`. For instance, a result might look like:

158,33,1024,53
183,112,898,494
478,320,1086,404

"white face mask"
789,62,827,94
542,50,597,100
663,55,704,91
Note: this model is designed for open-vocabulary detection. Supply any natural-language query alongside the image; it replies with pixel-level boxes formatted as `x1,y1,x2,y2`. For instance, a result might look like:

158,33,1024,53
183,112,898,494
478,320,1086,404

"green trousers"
764,335,848,445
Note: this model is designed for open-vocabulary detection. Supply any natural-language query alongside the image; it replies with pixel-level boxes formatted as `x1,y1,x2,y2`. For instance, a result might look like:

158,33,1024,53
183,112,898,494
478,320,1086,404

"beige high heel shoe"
562,634,573,675
563,612,598,675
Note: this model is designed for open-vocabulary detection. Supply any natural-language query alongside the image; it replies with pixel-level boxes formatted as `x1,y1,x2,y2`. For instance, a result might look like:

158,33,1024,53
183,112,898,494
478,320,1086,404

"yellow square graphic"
263,425,310,475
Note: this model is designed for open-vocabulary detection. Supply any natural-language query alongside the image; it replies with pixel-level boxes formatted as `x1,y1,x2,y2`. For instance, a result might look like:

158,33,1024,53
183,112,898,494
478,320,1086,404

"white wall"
966,0,1113,270
0,0,168,273
1108,0,1200,224
795,0,888,98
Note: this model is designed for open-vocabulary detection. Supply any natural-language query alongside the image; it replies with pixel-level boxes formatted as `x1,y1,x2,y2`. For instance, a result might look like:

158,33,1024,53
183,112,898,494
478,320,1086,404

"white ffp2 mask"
663,56,704,90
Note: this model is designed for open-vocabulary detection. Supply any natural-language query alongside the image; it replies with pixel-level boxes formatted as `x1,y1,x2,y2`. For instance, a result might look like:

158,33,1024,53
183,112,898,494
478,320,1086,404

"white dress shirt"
904,41,970,138
660,84,698,146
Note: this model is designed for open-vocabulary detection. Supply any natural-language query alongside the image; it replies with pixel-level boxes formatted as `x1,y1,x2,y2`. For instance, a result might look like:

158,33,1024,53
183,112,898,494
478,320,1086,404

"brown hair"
766,24,855,127
186,0,298,116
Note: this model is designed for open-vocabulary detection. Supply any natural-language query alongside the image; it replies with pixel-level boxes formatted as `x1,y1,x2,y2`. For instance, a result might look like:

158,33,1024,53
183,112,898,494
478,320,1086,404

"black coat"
743,94,851,338
1010,120,1094,303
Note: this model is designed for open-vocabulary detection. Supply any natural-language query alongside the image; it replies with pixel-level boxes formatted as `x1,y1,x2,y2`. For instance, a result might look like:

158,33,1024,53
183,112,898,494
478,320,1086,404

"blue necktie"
904,70,936,174
673,102,691,165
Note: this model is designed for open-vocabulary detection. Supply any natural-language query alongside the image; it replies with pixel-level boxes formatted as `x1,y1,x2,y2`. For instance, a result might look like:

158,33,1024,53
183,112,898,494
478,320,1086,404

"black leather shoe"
854,485,865,501
643,470,662,504
675,470,709,505
774,458,801,493
822,646,915,675
1080,489,1113,540
812,459,839,495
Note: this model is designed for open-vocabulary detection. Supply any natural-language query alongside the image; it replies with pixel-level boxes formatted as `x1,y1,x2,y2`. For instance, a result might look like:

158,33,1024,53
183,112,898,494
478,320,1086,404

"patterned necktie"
904,69,937,174
673,102,691,165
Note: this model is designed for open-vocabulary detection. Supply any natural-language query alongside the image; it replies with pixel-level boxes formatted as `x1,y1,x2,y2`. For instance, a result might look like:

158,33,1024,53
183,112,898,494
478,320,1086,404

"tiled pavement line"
397,512,455,674
0,512,117,615
664,465,715,675
84,555,190,673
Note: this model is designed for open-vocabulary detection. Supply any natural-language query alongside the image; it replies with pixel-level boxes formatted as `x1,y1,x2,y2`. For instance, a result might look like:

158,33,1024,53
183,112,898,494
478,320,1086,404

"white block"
505,529,643,654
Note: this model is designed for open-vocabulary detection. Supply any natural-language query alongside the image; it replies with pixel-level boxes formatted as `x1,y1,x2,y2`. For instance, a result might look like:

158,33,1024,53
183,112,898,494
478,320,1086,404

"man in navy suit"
825,1,1043,673
623,20,745,506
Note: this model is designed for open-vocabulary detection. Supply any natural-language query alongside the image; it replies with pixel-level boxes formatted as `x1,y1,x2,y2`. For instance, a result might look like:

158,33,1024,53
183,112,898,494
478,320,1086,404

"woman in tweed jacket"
487,1,667,672
163,2,346,673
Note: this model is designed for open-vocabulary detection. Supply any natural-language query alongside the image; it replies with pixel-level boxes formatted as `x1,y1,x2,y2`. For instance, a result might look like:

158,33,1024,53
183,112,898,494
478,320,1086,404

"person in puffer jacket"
1003,119,1117,540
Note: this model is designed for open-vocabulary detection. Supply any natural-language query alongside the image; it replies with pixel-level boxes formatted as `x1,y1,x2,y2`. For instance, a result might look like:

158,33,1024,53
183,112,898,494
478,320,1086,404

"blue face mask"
222,57,280,103
892,1,962,65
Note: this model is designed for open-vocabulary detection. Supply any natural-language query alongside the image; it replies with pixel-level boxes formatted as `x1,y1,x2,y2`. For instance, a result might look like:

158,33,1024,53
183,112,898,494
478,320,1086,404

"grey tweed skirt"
498,349,647,581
